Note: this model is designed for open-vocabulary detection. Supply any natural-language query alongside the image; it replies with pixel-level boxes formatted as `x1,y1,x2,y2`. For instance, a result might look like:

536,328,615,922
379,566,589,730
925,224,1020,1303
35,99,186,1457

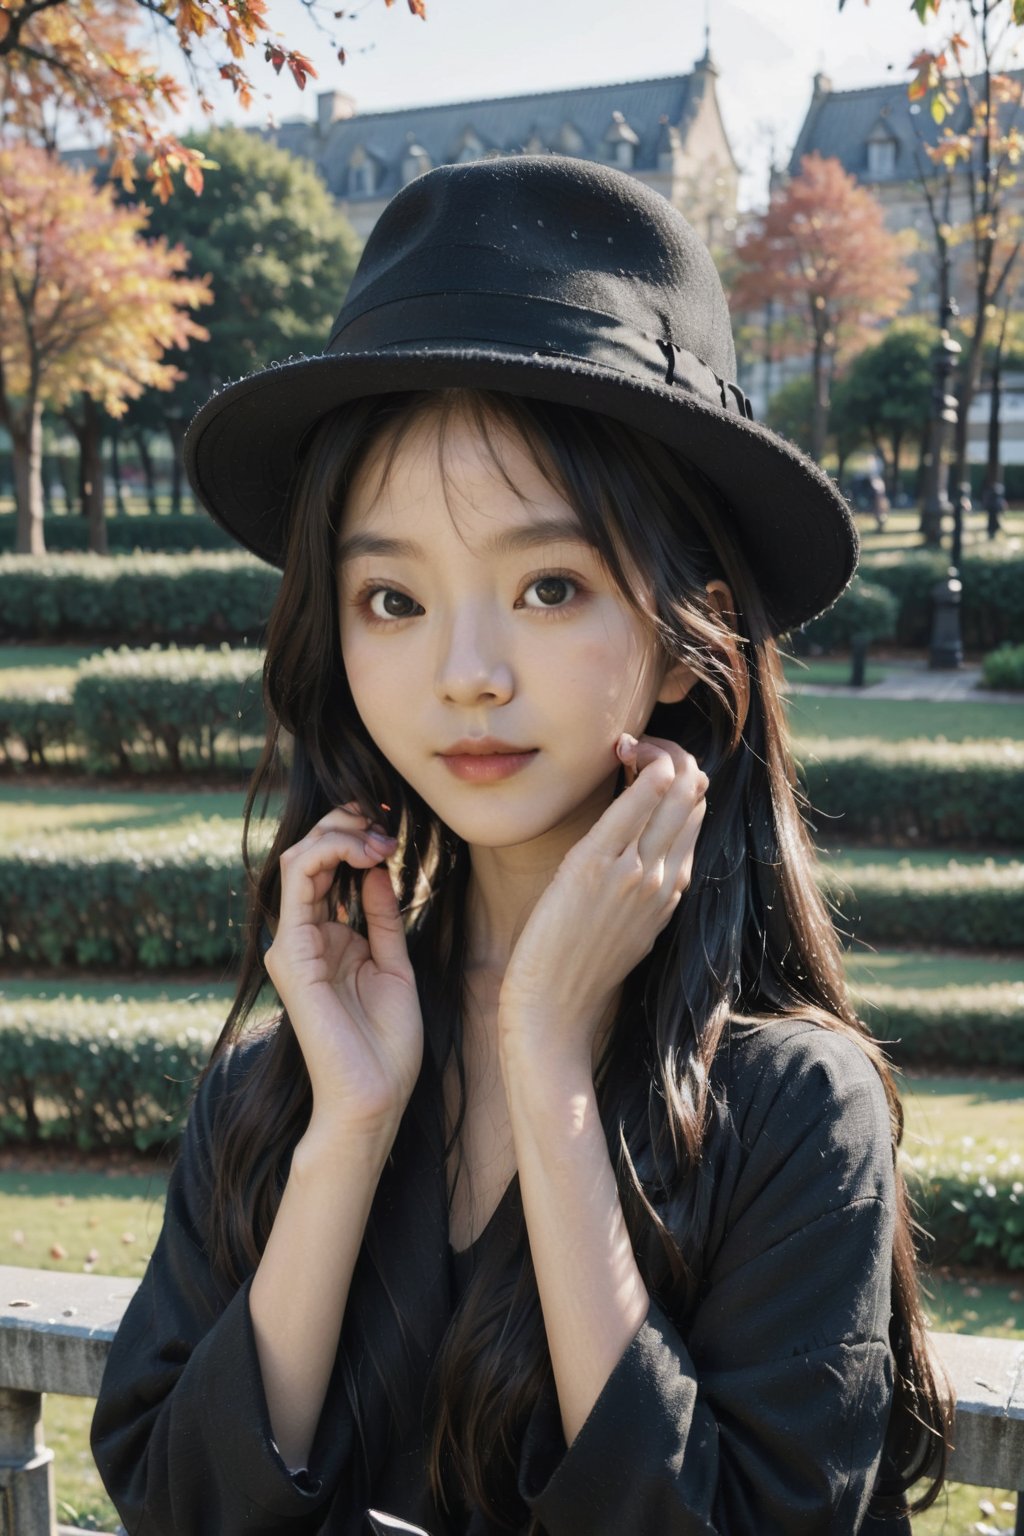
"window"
867,138,896,177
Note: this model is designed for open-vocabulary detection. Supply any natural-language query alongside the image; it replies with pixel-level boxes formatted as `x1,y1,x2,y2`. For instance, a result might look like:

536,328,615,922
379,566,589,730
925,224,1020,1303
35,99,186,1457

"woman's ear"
656,579,739,705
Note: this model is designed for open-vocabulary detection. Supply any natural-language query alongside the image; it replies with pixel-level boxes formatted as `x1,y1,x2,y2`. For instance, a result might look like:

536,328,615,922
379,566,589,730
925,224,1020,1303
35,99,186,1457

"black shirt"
91,1017,913,1535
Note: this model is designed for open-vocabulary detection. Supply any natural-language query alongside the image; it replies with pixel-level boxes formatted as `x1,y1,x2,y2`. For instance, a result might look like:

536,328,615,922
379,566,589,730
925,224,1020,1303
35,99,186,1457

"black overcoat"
90,1017,911,1535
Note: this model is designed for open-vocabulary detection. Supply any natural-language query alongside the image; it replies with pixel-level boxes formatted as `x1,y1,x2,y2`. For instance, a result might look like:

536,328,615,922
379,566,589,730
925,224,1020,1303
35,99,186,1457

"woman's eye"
366,588,421,621
521,575,578,609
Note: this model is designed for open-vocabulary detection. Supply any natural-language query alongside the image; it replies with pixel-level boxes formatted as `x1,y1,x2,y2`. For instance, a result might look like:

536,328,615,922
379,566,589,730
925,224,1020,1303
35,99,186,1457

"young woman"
91,153,953,1536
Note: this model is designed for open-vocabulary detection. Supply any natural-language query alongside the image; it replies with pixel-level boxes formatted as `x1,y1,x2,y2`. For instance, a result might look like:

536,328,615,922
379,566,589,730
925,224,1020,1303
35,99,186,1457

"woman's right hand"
262,803,424,1150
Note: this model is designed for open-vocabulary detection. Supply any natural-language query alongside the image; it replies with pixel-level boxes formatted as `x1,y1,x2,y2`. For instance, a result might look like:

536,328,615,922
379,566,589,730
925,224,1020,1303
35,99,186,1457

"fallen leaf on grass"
50,1243,66,1260
121,1232,136,1244
11,1229,24,1246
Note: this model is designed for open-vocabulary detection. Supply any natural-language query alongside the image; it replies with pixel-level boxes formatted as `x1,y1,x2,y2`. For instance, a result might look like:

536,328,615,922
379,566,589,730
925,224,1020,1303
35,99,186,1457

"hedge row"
3,652,1023,849
821,858,1023,951
854,983,1024,1071
0,552,277,643
983,641,1024,691
0,827,254,969
1,838,1019,968
0,645,265,772
2,544,1023,650
836,546,1024,650
0,999,223,1151
796,739,1024,846
0,509,235,557
905,1146,1024,1272
2,999,1019,1269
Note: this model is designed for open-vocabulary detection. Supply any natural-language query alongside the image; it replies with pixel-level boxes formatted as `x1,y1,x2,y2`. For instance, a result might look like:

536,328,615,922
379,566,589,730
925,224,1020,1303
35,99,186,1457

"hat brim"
184,344,858,637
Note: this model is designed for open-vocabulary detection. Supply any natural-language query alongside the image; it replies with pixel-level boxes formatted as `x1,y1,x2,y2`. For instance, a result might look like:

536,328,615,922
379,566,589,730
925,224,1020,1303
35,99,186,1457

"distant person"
91,155,953,1535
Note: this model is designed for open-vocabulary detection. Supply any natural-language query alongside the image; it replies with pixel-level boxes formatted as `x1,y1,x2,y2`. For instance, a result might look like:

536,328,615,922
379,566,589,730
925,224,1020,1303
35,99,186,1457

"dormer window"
346,145,376,196
555,121,584,155
453,128,485,163
603,110,639,171
867,137,896,176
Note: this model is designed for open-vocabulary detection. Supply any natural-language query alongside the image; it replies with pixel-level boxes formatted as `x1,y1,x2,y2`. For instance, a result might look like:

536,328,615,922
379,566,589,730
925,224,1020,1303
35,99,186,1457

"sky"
148,0,1013,210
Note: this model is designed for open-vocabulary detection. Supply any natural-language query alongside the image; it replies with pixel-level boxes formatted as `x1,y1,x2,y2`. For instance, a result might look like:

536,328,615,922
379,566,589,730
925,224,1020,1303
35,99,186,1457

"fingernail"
366,830,398,850
616,733,638,759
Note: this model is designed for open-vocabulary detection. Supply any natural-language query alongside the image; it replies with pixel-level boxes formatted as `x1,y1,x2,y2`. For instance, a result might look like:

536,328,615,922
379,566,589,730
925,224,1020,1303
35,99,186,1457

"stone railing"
1,1264,1022,1535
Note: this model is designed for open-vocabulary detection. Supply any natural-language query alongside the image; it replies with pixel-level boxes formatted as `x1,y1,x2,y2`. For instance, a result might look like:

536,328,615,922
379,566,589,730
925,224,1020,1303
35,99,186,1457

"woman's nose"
434,607,514,707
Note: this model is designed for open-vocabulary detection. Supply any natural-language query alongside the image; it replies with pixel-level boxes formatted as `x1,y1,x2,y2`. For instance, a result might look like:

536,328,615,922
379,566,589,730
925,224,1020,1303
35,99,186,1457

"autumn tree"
0,143,211,554
730,153,918,462
126,124,361,511
831,319,936,495
0,0,426,201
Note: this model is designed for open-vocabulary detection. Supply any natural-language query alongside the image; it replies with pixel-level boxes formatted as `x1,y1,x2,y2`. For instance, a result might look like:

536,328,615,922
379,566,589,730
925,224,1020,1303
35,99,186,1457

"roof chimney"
318,90,357,136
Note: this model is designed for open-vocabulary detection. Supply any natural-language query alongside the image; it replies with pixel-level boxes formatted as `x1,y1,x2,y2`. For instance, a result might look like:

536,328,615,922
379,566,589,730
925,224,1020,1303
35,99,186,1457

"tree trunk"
79,397,107,554
110,421,127,518
168,418,186,516
810,332,829,464
891,432,903,500
133,428,158,516
11,399,47,555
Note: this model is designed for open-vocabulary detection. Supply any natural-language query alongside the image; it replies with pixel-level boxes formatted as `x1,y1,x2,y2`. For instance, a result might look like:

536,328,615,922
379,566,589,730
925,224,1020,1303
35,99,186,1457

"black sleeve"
516,1026,901,1536
90,1042,359,1536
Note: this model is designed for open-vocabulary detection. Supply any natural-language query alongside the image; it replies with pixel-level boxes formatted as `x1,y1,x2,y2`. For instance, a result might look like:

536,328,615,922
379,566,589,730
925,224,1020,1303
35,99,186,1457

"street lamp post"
926,299,964,670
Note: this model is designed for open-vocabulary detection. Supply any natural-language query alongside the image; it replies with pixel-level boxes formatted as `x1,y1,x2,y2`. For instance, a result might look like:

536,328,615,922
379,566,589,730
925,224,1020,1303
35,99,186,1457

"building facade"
255,49,739,252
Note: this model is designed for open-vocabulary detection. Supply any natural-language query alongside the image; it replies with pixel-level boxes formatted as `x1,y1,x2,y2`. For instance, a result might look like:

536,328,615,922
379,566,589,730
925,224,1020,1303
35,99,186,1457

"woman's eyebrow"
336,516,590,565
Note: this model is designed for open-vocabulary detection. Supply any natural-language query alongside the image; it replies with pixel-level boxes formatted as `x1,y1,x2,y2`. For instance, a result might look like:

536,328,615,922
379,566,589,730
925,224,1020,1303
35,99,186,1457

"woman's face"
335,409,692,851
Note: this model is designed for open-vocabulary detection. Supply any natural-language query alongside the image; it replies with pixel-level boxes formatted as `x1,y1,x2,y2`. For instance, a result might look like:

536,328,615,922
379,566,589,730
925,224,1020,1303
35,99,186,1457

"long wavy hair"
200,385,953,1530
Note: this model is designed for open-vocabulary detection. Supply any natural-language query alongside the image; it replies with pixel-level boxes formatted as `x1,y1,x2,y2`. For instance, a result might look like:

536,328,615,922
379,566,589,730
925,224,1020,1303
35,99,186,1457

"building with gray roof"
255,47,739,250
784,69,1024,321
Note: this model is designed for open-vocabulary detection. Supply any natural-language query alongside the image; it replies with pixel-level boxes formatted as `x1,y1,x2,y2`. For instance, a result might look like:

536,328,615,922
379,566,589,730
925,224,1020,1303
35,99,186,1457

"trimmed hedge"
851,546,1024,650
1,1000,1019,1272
0,645,264,772
0,551,278,643
794,576,898,650
821,857,1023,950
73,644,264,773
856,983,1024,1070
3,544,1023,653
0,678,76,766
904,1145,1024,1272
0,824,254,969
1,837,1018,969
982,641,1024,691
795,739,1024,846
0,509,236,556
0,998,223,1150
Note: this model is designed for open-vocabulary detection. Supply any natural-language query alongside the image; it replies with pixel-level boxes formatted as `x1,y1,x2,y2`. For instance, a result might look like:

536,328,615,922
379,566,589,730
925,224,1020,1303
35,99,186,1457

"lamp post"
926,298,964,670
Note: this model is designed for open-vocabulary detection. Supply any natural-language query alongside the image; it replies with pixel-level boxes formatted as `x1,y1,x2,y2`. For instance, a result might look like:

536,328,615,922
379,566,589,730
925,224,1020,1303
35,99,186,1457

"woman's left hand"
498,732,709,1079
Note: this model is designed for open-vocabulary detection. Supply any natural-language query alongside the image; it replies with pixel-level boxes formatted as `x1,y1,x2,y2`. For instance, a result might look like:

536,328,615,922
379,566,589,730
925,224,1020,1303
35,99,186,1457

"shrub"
981,641,1024,691
795,739,1024,846
863,545,1024,649
0,998,224,1150
72,644,264,773
904,1142,1024,1272
856,983,1024,1070
0,682,76,766
796,577,898,653
821,857,1023,950
0,509,236,556
0,824,257,969
0,552,278,643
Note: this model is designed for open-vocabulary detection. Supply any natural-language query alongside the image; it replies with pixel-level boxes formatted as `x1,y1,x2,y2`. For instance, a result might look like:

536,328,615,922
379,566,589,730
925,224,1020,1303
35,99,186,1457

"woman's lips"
440,750,539,783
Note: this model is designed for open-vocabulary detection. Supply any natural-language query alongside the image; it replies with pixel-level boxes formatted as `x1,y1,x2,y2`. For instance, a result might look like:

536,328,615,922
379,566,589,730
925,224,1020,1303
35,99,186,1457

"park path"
785,658,1023,705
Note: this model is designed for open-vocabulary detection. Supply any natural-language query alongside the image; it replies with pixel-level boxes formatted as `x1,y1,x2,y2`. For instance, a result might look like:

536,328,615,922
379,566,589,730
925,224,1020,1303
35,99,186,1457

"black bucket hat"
183,152,858,636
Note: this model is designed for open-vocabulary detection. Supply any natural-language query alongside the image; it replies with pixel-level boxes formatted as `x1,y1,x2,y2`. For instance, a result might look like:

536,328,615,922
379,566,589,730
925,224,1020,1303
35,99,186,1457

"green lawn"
901,1076,1024,1156
784,691,1024,742
844,948,1023,989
